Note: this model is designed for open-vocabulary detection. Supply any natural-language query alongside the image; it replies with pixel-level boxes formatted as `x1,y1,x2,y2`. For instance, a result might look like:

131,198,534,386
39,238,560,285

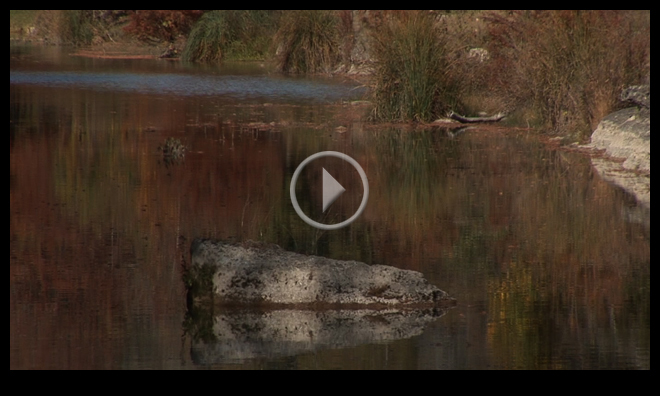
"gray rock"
621,84,650,109
589,107,650,173
590,157,650,209
587,83,651,208
188,239,454,307
190,308,448,365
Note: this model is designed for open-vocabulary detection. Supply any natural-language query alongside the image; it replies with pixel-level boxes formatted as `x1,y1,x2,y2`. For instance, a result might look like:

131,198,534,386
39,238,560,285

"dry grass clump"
183,10,279,63
32,10,96,45
484,10,650,139
182,11,226,63
369,11,460,122
273,10,342,74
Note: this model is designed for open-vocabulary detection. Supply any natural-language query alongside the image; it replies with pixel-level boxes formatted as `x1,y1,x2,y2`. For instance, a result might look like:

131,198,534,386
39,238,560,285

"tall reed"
370,11,459,122
183,10,279,62
274,10,341,74
182,11,226,63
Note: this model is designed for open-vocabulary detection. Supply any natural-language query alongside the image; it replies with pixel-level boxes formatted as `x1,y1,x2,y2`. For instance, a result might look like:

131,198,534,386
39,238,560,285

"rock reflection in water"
188,308,448,365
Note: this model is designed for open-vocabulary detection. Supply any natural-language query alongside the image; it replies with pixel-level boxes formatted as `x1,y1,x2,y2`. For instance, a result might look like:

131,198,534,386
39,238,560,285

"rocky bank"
588,84,650,207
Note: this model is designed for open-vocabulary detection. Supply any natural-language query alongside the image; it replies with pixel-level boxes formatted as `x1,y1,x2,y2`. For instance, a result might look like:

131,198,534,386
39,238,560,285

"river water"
10,45,650,369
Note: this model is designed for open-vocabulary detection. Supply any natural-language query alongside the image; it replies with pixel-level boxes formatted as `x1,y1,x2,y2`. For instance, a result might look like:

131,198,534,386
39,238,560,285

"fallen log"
449,111,507,123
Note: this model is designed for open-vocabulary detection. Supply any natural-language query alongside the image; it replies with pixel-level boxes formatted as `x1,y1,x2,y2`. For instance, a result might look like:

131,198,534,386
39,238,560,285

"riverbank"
584,85,650,208
12,10,649,138
11,44,651,368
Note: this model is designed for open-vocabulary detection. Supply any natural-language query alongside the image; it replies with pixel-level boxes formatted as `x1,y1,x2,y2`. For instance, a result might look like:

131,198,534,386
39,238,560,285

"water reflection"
10,45,650,369
10,71,365,103
187,308,448,366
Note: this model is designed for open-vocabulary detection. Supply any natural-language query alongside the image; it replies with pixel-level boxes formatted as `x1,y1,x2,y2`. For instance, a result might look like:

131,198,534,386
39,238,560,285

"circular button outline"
290,151,369,230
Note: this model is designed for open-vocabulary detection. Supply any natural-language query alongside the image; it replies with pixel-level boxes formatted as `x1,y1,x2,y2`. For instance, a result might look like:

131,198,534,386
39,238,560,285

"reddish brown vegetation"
124,10,204,43
483,10,650,137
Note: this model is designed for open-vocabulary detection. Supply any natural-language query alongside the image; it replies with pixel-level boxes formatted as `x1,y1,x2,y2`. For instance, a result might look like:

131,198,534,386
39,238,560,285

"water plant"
273,10,342,74
158,137,186,164
369,11,459,122
183,10,278,63
182,11,226,63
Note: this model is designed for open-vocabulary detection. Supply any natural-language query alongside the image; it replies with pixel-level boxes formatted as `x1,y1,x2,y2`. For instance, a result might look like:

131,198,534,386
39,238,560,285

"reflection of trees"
10,82,649,369
362,127,650,369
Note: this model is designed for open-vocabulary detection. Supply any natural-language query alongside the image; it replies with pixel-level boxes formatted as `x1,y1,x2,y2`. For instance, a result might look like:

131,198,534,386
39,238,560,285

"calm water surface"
10,45,650,369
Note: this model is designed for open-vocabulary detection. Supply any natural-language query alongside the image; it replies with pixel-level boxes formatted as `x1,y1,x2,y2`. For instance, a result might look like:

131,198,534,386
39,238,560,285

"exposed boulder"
188,239,454,308
588,83,650,208
590,84,650,173
590,106,650,173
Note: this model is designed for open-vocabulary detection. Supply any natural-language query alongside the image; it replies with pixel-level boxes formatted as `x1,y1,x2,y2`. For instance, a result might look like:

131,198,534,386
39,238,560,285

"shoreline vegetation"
11,10,650,140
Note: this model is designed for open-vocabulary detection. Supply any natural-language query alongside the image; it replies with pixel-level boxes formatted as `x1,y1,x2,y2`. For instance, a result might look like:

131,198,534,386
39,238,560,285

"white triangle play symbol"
322,168,346,213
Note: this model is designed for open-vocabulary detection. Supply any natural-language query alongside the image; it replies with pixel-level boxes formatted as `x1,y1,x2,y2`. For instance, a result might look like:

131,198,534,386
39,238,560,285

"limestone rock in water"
188,239,454,307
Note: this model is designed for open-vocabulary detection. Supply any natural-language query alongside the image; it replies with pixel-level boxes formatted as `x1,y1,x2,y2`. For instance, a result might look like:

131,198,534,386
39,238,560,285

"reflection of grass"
11,82,649,368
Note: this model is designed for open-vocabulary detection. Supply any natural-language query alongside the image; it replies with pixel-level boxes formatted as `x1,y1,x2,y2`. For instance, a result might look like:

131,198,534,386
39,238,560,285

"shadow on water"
10,45,649,369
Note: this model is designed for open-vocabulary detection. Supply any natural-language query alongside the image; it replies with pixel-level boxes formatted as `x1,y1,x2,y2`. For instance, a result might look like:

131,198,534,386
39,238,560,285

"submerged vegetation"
158,137,186,165
12,10,650,138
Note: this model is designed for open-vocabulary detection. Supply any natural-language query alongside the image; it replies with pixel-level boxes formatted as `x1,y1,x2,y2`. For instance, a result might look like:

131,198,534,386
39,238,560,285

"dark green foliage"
183,262,216,298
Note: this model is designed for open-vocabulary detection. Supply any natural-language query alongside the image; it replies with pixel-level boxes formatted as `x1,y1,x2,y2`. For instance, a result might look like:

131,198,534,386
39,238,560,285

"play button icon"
290,151,369,230
322,168,346,213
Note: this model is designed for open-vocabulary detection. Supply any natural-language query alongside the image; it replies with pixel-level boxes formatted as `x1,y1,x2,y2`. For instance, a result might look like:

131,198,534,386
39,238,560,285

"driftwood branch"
449,111,507,123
